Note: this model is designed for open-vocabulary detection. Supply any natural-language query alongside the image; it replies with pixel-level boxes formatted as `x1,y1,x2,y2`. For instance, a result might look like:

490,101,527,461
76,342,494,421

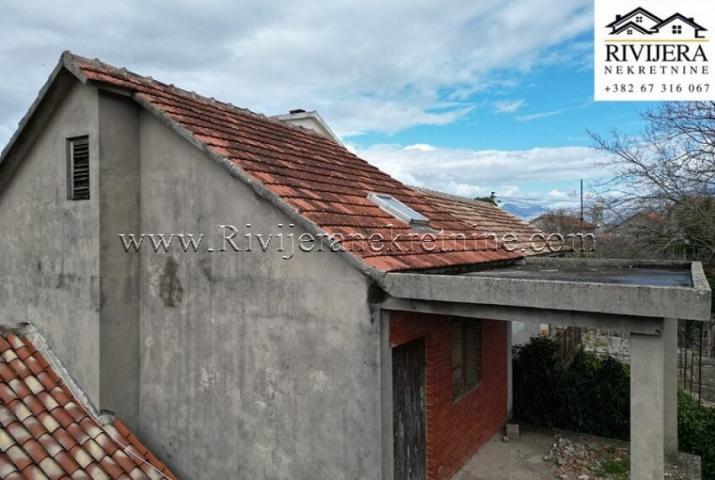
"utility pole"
580,179,584,225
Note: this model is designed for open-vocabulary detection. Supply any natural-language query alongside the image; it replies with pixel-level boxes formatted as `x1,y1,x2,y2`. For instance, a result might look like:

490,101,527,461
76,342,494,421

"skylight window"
368,193,430,225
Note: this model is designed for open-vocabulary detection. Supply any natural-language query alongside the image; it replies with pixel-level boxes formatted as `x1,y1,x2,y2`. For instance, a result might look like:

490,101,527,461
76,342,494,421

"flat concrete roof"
467,263,692,288
380,257,712,322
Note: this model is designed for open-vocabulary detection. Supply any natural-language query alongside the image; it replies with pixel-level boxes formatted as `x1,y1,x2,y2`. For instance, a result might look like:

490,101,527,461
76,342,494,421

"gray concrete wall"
136,110,382,479
98,91,141,428
0,81,101,401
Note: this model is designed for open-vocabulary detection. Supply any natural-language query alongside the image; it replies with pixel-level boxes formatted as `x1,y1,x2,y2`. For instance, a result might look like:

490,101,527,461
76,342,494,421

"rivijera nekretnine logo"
594,1,715,101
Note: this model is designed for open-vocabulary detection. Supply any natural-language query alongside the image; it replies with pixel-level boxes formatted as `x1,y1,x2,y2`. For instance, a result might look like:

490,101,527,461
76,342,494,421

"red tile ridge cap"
61,50,333,144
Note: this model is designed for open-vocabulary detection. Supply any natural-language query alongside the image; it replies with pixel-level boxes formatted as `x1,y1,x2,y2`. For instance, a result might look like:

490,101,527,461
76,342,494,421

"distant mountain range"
499,201,549,220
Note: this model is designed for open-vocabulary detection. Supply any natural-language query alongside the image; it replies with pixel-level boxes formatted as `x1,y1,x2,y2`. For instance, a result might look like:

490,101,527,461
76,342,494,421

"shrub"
513,337,630,440
678,389,715,479
514,336,715,479
512,337,565,428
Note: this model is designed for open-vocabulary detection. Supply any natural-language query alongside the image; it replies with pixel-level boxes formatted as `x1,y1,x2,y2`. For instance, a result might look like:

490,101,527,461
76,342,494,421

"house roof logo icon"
606,7,707,39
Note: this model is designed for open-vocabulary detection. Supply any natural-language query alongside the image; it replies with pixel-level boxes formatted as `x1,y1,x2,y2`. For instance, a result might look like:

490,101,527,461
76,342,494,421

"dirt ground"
453,426,554,480
452,425,699,480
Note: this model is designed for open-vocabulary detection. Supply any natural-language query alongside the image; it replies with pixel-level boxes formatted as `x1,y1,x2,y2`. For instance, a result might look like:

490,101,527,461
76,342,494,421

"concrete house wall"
113,97,382,479
0,81,101,401
97,90,142,428
0,79,384,479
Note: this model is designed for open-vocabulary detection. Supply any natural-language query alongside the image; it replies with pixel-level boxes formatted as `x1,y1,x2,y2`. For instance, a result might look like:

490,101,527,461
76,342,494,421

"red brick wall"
390,311,508,480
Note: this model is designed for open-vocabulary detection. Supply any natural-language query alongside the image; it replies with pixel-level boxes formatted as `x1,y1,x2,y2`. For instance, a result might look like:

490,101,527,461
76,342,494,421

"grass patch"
595,456,629,479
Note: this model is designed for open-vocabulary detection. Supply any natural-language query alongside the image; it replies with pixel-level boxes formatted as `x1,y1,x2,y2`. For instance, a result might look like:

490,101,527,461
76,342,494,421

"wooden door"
393,338,426,480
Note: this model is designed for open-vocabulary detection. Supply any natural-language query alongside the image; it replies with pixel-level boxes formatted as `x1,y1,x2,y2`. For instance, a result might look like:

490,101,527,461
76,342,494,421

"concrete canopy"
377,257,711,480
379,257,712,331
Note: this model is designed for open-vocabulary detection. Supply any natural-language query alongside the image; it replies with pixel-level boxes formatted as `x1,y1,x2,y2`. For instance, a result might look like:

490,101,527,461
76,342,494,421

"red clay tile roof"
414,187,549,256
0,325,176,480
64,52,524,272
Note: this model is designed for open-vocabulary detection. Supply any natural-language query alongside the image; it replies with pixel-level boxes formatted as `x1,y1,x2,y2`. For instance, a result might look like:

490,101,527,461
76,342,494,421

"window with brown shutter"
452,319,481,400
67,136,90,200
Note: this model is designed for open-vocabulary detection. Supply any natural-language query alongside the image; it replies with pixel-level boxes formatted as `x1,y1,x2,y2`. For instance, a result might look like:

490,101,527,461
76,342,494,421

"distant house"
605,210,667,240
606,7,707,38
529,211,596,237
0,52,709,480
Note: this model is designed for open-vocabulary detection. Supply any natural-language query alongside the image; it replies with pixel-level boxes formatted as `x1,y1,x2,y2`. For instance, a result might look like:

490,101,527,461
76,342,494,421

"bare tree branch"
587,102,715,263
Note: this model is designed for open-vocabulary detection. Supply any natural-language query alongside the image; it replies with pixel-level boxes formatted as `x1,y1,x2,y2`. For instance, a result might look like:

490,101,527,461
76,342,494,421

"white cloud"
493,99,526,114
515,97,592,122
404,144,437,152
547,189,571,199
0,0,593,146
516,109,568,122
356,143,609,208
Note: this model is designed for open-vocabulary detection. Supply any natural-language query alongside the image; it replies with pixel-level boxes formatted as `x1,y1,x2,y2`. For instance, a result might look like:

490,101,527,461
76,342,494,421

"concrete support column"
630,332,664,480
379,309,394,480
663,318,679,458
507,321,513,418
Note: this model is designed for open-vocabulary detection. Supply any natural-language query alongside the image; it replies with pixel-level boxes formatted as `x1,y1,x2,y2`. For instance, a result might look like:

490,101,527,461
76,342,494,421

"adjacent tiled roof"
530,213,596,230
0,325,176,480
415,187,549,256
64,52,524,272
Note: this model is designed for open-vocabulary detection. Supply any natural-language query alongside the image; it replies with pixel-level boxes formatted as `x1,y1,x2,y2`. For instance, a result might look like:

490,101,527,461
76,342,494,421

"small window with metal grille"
67,136,90,200
452,319,481,400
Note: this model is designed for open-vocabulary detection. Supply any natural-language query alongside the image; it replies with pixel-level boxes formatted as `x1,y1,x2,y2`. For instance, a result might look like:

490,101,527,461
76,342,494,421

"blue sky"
0,1,659,214
349,32,657,211
355,40,649,152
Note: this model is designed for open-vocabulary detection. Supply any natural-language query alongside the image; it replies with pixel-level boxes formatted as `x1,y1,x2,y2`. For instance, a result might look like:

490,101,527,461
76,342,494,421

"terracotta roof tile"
0,327,177,480
414,187,555,256
63,52,531,272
